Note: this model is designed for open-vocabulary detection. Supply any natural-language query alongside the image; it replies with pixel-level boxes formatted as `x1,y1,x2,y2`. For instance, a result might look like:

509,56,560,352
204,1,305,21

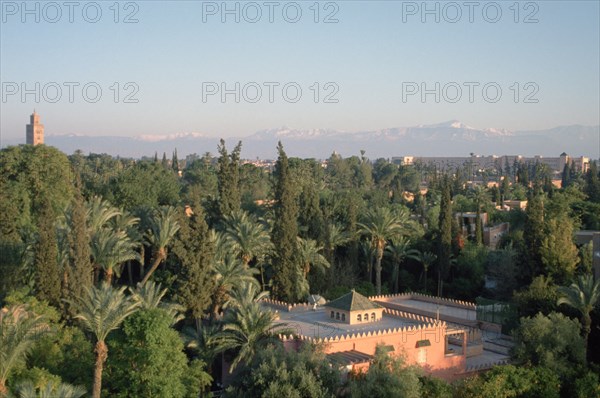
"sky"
1,0,599,142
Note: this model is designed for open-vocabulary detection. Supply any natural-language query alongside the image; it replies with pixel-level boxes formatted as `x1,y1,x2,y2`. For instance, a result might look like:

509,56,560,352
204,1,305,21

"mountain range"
2,121,598,160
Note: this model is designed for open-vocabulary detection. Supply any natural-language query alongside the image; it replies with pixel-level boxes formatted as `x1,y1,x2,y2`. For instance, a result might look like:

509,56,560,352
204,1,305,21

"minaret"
26,110,44,145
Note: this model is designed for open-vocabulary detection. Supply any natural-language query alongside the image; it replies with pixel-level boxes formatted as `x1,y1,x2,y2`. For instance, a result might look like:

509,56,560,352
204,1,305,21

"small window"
371,312,376,321
357,314,362,322
341,313,346,321
364,313,368,321
336,312,340,320
330,311,334,319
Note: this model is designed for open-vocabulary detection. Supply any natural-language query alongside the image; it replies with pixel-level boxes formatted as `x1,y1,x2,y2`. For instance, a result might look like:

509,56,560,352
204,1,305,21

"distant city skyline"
1,1,599,143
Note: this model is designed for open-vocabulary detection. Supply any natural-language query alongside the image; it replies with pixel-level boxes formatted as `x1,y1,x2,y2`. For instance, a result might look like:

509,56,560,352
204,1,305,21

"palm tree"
228,281,270,309
211,254,259,319
111,210,143,285
323,223,350,268
15,380,86,398
557,274,600,356
0,305,50,395
86,196,121,235
296,237,330,279
360,241,376,284
416,251,437,292
141,206,180,285
223,211,273,267
182,323,223,366
218,285,286,372
385,238,419,293
358,207,408,295
70,284,140,398
91,228,140,284
130,281,185,325
209,229,230,262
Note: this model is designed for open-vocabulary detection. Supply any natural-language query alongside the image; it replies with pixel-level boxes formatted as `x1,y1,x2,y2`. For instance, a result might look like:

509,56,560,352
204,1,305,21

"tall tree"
64,188,93,315
385,238,419,293
298,182,324,242
141,206,180,285
217,139,242,218
130,281,184,325
171,149,179,174
210,253,259,319
222,210,273,268
523,190,545,281
416,251,437,292
541,214,579,284
561,162,572,188
34,199,61,306
296,237,330,279
218,285,285,372
469,186,488,246
91,228,140,285
584,161,600,203
172,204,215,323
70,284,140,398
358,207,406,295
557,274,600,358
437,176,453,297
271,142,303,302
323,222,350,268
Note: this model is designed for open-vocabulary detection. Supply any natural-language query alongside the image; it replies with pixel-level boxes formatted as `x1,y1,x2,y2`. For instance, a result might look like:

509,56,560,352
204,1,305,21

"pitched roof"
325,290,383,312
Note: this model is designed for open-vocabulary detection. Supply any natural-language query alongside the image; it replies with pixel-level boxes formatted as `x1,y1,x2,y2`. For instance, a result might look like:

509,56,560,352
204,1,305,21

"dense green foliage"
105,308,210,397
224,344,341,398
1,143,599,396
271,142,303,302
349,346,422,398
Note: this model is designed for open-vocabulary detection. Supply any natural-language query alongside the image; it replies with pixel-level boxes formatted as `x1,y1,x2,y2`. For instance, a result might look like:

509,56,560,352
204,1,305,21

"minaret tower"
26,110,44,145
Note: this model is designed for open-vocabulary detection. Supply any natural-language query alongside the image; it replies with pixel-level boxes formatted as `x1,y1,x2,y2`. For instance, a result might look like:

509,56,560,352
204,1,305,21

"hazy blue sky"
1,0,599,142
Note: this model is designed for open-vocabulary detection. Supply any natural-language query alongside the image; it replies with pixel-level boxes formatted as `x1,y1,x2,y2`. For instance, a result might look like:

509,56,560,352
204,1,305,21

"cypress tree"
298,183,324,242
523,190,545,281
154,152,158,163
65,186,92,314
437,175,453,297
271,142,302,302
584,161,600,203
34,198,61,306
500,176,510,206
161,152,169,169
172,149,179,174
173,203,215,322
504,158,511,178
561,163,571,188
217,139,242,218
474,210,483,246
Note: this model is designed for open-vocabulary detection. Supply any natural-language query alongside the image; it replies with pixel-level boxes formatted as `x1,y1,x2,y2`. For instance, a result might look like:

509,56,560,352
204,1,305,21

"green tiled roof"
325,290,383,312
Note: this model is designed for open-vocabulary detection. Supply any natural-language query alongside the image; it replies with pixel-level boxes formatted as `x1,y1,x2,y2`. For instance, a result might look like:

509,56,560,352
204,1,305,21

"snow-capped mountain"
4,121,596,159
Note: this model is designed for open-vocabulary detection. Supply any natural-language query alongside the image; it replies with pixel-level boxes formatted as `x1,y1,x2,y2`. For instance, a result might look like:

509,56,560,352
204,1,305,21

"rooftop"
380,298,476,323
271,307,425,339
325,290,383,312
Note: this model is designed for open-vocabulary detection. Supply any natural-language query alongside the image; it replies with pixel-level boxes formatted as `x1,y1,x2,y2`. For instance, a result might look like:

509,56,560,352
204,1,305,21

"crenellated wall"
369,292,476,310
278,318,466,380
